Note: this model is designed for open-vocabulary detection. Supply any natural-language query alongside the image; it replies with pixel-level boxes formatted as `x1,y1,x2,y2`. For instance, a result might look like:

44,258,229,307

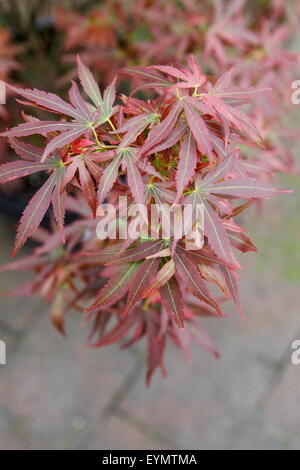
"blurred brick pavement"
0,177,299,450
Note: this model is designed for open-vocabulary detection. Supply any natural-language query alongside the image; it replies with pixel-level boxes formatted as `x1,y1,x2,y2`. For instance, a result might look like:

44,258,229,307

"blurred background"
0,0,299,450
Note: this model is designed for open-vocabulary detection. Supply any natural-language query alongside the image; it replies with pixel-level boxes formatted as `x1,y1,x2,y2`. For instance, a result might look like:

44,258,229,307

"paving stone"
0,313,138,449
204,259,300,365
262,363,300,450
225,421,288,450
119,330,274,449
0,296,41,334
80,414,167,450
0,412,47,450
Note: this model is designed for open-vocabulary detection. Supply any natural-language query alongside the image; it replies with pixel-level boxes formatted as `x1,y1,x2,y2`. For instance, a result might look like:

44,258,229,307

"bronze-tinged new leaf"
143,259,176,297
51,291,67,336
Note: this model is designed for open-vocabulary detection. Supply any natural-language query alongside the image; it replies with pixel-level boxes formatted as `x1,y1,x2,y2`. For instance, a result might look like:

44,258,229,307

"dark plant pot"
0,190,29,218
0,190,78,229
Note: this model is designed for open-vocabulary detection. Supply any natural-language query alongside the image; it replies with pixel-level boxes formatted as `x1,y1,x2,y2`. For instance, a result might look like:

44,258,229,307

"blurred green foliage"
254,174,300,282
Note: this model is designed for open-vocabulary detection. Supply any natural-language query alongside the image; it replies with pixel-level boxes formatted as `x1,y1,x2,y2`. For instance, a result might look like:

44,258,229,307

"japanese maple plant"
0,54,290,384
